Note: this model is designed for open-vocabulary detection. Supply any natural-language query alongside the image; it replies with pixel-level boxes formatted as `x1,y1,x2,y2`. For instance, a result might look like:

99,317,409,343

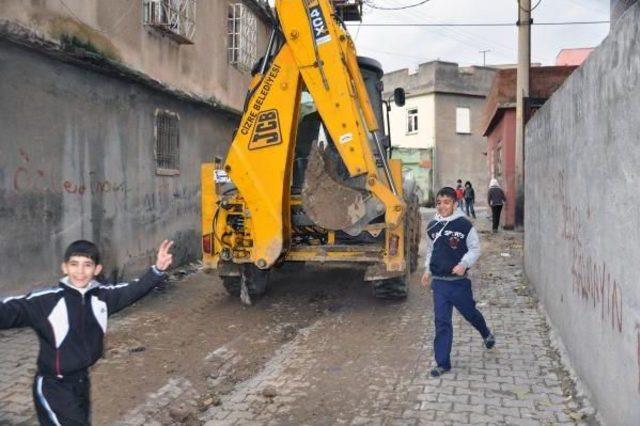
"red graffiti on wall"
558,171,623,334
571,254,623,333
11,149,127,195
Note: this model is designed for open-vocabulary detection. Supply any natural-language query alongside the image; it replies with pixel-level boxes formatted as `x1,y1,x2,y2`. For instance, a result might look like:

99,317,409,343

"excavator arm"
204,0,405,270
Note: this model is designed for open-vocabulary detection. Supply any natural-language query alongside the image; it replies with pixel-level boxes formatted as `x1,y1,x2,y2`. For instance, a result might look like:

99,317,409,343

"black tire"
372,192,420,300
221,276,241,297
372,275,408,299
241,264,271,298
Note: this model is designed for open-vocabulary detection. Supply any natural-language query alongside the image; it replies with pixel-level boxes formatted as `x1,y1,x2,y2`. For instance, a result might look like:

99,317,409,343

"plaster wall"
434,94,490,199
525,5,640,422
0,0,270,111
0,39,237,295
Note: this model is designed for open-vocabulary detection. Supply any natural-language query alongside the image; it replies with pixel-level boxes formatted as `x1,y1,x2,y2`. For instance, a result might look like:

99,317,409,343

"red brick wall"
486,109,516,229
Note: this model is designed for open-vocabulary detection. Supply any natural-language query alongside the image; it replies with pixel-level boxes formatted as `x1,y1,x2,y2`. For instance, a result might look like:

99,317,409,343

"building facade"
482,66,579,229
383,62,496,206
482,66,577,229
0,0,272,295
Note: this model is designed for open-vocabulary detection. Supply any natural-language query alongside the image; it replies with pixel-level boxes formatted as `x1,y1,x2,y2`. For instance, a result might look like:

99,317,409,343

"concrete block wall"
0,39,237,295
525,4,640,423
434,93,490,197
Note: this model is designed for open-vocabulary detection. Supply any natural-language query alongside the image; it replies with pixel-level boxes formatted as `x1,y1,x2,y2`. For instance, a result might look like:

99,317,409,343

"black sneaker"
484,333,496,349
429,366,451,377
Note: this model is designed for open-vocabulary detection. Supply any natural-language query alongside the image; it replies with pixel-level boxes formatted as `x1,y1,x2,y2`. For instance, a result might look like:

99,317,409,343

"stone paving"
403,227,595,425
0,328,38,425
198,222,595,424
0,210,598,425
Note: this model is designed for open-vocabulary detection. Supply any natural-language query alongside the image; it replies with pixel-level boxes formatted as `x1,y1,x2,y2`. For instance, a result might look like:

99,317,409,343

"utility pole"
479,49,491,66
515,0,531,228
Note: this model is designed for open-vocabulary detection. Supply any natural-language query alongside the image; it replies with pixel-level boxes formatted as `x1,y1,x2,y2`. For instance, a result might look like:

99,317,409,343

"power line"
358,45,433,60
518,0,544,13
346,20,610,27
363,0,432,10
374,0,520,62
531,20,610,26
354,22,363,41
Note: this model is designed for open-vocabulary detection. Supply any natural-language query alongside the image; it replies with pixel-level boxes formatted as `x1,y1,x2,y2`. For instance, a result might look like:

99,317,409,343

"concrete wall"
0,0,271,111
525,5,640,423
611,0,638,28
0,39,237,296
434,93,490,199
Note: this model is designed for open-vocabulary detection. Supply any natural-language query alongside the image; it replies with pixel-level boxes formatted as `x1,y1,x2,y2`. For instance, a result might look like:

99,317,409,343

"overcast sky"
269,0,611,73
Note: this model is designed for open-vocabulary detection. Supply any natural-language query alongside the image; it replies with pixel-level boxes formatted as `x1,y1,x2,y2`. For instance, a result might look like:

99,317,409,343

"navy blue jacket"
425,210,481,278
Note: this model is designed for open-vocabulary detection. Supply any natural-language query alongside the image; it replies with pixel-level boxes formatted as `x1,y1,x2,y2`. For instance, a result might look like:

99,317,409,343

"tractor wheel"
239,264,271,304
221,275,241,297
372,274,409,300
372,189,421,300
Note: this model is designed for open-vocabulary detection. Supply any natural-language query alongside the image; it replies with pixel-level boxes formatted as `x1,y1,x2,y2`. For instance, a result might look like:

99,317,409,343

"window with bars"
407,108,419,134
228,3,257,73
155,110,180,175
142,0,196,44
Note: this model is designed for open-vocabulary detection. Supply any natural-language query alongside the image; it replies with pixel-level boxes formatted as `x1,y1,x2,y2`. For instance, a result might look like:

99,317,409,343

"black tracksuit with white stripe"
0,267,166,425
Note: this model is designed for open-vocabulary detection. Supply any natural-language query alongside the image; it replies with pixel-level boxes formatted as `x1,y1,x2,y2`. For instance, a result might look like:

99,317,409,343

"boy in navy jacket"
0,239,173,424
421,187,494,377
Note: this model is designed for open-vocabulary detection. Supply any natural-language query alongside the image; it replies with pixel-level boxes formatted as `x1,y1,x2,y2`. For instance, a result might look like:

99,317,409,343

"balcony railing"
143,0,196,45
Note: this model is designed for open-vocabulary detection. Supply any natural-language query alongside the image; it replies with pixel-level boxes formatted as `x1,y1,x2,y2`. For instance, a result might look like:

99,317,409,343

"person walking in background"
455,179,465,212
463,181,476,219
487,178,506,233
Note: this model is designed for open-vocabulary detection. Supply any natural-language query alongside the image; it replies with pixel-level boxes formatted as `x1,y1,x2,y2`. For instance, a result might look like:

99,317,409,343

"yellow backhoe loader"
201,0,421,304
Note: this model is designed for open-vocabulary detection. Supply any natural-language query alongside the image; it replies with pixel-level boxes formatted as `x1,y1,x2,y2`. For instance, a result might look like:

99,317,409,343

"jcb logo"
309,4,331,45
249,110,282,150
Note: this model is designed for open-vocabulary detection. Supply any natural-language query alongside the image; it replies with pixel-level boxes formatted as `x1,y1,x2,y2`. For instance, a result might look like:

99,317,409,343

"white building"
383,61,496,205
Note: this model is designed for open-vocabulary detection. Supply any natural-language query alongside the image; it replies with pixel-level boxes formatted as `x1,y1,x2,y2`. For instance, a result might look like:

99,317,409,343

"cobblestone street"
0,209,598,425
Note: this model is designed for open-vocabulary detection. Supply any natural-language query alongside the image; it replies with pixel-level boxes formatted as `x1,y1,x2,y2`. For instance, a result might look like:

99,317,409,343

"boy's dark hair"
64,240,100,264
437,187,458,201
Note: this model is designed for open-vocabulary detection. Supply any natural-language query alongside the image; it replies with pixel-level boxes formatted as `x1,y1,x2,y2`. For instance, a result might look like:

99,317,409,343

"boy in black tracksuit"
421,187,494,377
0,239,173,424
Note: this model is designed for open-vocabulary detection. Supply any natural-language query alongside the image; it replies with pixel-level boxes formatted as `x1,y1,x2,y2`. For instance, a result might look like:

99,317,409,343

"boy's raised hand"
155,240,174,271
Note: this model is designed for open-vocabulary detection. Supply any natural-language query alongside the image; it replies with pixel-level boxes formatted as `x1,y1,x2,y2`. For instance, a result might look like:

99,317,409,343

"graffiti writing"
571,254,623,333
141,186,199,212
138,185,200,228
558,171,623,334
10,149,127,195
